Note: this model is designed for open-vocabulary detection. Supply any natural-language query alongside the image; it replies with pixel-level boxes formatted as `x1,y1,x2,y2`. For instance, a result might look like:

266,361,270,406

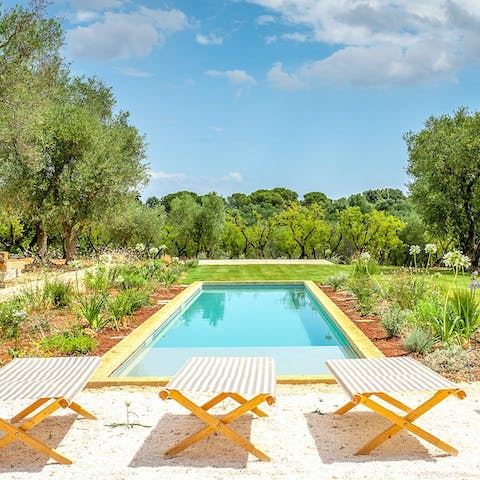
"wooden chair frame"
335,388,466,455
160,389,275,461
0,396,96,465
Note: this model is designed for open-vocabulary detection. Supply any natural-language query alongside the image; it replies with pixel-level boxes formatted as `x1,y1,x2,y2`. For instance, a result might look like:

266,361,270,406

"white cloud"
115,66,155,78
149,171,244,190
150,171,187,180
196,33,223,45
74,10,99,23
265,32,308,43
66,8,188,61
205,69,256,85
71,0,122,10
256,14,276,25
249,0,480,86
209,126,224,132
267,62,305,89
222,172,243,183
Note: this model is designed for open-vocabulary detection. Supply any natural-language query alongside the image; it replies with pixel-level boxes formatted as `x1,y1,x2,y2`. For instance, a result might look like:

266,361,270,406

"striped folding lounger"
326,357,466,455
160,356,276,461
0,356,101,464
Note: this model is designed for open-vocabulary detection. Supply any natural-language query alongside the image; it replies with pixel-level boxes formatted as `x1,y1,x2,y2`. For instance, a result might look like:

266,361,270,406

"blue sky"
12,0,480,199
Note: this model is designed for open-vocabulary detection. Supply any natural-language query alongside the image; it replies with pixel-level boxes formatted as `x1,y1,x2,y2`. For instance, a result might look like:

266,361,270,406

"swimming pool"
110,282,374,378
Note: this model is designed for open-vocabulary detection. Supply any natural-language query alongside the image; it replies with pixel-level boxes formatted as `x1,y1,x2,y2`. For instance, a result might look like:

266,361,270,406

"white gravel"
1,383,479,480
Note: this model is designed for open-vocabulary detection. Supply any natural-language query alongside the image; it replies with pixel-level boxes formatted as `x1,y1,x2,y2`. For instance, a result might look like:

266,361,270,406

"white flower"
135,243,145,252
149,247,159,257
359,251,371,264
99,253,112,264
424,243,437,254
443,250,471,269
409,245,421,255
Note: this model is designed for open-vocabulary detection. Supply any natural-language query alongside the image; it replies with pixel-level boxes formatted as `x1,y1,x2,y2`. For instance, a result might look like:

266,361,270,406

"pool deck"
89,281,383,387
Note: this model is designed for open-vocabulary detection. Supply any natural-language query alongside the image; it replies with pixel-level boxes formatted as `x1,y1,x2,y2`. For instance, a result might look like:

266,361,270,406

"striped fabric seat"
326,356,466,456
160,356,276,461
165,356,276,396
0,356,101,402
326,357,455,398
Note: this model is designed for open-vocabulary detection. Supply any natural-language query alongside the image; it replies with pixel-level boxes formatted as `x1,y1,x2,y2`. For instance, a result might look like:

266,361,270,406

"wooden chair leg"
356,390,458,455
11,398,49,422
164,390,272,461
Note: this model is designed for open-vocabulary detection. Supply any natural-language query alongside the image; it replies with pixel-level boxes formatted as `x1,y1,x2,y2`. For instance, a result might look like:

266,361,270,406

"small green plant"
423,344,470,373
348,275,378,316
403,328,435,354
76,293,110,331
385,270,427,310
0,298,26,340
85,263,110,293
43,279,72,308
158,268,180,287
326,273,349,291
119,271,147,290
40,329,96,354
381,308,409,338
351,251,378,276
450,288,480,342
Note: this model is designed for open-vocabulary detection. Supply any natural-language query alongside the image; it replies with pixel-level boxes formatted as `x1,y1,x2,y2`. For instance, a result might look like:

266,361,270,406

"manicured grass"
183,264,352,283
183,264,473,290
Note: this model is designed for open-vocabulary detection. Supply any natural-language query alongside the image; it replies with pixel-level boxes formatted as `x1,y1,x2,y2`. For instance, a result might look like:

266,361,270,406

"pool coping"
88,281,383,387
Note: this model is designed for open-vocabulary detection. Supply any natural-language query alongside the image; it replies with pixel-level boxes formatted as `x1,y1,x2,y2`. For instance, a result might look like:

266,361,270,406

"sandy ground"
1,383,479,480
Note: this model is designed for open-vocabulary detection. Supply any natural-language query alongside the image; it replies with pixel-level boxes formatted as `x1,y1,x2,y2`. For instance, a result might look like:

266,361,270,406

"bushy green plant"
348,275,378,316
412,297,460,344
423,344,470,373
84,264,110,293
326,273,349,291
450,289,480,341
381,308,409,338
403,328,435,354
40,330,96,354
0,298,26,340
43,279,72,308
107,290,149,329
119,271,147,290
75,293,110,331
159,268,181,287
385,269,427,310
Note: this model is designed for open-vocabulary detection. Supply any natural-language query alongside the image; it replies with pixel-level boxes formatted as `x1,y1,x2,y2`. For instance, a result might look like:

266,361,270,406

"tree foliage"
405,108,480,265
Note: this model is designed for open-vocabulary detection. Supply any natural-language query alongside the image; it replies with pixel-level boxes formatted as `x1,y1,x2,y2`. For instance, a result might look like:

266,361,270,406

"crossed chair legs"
334,388,466,456
0,397,96,465
160,389,275,461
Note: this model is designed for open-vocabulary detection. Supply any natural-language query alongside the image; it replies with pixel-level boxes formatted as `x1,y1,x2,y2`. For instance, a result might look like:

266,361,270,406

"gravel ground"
1,383,479,480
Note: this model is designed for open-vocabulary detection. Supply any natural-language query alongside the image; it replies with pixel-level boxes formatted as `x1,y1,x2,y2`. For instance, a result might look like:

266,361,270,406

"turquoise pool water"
113,284,358,377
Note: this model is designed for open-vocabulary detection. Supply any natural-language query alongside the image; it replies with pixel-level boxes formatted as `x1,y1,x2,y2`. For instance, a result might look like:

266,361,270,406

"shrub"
0,298,26,340
423,344,470,373
40,330,96,355
76,293,110,331
84,263,110,293
107,290,149,329
43,279,72,308
159,268,181,287
403,328,435,354
412,297,460,345
119,271,147,290
385,270,427,310
348,276,378,316
326,273,349,291
450,289,480,341
381,308,409,338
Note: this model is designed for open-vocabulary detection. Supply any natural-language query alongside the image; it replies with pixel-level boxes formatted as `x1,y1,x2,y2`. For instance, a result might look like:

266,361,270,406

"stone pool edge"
88,281,383,387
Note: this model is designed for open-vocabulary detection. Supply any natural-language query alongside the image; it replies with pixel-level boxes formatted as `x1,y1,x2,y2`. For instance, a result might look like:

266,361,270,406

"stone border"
89,281,383,387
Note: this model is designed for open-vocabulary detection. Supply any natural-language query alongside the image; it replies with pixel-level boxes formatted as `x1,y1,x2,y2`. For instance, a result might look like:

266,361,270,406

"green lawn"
182,264,473,290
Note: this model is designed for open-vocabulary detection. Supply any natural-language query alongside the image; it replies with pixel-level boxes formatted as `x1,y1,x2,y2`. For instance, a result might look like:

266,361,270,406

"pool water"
113,284,358,377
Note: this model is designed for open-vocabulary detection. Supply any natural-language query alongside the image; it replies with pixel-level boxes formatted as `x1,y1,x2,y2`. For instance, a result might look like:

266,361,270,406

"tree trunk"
63,224,80,263
36,223,48,259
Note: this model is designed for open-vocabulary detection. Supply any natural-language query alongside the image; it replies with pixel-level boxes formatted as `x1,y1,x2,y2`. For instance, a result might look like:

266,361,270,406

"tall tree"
405,108,480,265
